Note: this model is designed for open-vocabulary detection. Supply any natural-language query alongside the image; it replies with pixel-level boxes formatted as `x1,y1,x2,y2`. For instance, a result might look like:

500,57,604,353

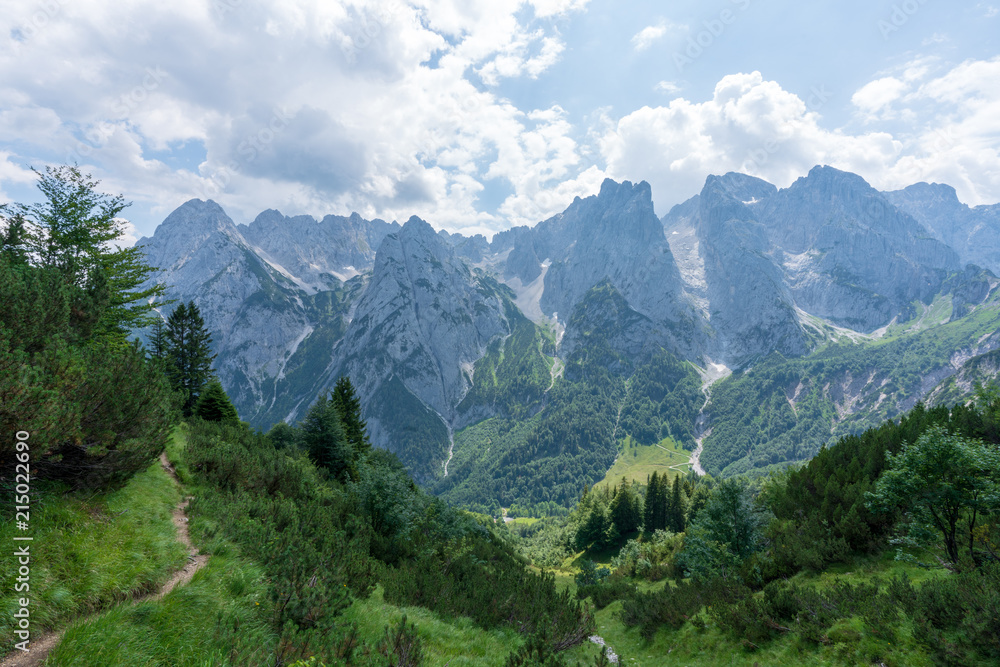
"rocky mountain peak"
146,198,238,242
703,172,776,204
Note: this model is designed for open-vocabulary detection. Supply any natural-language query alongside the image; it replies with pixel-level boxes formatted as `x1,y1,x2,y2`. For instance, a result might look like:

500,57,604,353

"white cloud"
881,57,1000,205
530,0,590,18
852,77,908,116
0,151,37,204
0,0,591,236
655,80,682,95
601,63,1000,211
600,72,902,210
631,21,674,51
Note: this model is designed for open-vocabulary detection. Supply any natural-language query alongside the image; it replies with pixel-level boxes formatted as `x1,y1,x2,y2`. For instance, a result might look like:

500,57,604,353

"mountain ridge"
136,165,1000,510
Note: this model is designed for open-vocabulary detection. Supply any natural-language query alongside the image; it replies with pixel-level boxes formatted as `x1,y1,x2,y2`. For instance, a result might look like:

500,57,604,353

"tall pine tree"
302,394,356,483
331,376,371,459
668,475,687,533
644,471,669,533
165,301,216,415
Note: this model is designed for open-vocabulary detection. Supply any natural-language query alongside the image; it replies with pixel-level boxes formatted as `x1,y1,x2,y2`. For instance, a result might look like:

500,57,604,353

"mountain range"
137,165,1000,507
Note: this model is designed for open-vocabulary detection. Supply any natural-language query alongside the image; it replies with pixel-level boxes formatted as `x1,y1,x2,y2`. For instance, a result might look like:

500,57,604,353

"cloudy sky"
1,0,998,240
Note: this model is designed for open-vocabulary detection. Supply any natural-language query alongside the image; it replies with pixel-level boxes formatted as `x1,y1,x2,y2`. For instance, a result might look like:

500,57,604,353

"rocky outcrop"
239,210,398,290
331,217,513,479
884,182,1000,275
758,166,959,331
500,179,705,361
695,174,808,361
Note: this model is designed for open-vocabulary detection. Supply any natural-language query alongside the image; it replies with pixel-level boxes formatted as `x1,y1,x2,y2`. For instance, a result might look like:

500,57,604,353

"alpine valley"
138,165,1000,515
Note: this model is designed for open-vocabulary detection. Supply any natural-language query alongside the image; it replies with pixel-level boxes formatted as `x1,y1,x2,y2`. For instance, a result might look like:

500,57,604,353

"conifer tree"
643,471,661,533
668,475,687,533
193,379,239,423
165,301,216,415
609,477,642,538
331,376,371,458
302,394,356,482
148,317,168,363
644,471,669,533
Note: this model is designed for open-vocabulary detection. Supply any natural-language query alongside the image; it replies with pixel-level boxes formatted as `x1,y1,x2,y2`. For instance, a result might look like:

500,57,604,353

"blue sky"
0,0,998,241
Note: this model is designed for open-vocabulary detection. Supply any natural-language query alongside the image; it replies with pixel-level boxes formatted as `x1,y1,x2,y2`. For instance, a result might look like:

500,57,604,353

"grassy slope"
46,425,527,666
0,447,185,657
595,435,690,489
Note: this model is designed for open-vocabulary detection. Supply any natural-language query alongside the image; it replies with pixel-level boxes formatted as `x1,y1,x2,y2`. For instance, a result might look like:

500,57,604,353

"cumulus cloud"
852,77,908,117
600,72,901,210
600,63,1000,210
0,151,36,204
0,0,589,237
882,57,1000,205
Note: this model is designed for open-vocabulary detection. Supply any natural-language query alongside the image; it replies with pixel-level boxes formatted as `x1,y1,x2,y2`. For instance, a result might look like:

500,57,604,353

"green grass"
47,423,531,666
342,586,523,667
49,555,275,666
595,435,690,489
0,456,186,654
507,517,541,526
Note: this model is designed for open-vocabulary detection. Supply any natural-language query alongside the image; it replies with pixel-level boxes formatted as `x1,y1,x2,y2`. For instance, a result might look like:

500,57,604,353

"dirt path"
155,453,210,599
0,453,207,667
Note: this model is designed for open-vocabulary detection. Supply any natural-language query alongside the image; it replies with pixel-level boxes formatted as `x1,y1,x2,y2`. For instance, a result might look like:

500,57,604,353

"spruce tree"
193,379,239,423
148,317,168,363
331,376,371,458
668,475,687,533
644,471,661,533
302,394,356,482
610,477,642,538
165,301,216,415
644,471,669,533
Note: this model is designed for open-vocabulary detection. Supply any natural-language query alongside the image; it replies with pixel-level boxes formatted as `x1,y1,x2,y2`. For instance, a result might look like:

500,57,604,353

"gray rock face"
758,166,959,331
696,175,808,360
140,167,998,486
138,200,326,420
884,182,1000,275
500,179,704,360
331,217,514,479
239,210,398,290
664,167,967,366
